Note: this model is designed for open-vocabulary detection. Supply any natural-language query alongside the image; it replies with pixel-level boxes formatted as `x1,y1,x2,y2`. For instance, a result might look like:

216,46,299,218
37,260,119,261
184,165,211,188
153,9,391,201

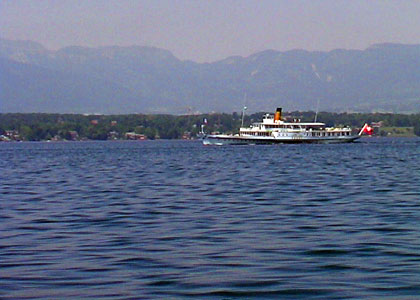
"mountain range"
1,38,420,114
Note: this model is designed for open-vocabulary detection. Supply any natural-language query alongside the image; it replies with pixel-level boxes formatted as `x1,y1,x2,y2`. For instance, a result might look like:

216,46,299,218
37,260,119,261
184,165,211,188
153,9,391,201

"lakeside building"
125,132,147,140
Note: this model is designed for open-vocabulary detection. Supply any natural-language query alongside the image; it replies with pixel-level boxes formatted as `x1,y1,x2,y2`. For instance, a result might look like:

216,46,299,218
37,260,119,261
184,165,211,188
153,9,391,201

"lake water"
1,138,420,299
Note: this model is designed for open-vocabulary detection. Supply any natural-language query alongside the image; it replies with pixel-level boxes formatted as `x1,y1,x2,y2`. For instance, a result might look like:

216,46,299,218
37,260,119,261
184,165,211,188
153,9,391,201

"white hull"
203,134,360,145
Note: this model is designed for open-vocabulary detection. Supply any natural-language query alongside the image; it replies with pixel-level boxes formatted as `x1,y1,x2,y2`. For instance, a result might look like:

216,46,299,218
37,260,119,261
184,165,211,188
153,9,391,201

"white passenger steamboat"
203,108,369,145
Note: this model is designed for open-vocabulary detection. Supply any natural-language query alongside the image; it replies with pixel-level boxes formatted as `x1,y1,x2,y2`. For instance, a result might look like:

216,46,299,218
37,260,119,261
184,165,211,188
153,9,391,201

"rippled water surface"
1,138,420,299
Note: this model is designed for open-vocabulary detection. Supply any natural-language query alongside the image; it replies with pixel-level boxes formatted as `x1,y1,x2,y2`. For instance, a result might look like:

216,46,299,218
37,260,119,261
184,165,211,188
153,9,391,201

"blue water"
1,138,420,299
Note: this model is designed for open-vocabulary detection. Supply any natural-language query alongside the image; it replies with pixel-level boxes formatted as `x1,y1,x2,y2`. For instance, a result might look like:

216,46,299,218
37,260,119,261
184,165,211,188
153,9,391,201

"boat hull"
203,134,360,145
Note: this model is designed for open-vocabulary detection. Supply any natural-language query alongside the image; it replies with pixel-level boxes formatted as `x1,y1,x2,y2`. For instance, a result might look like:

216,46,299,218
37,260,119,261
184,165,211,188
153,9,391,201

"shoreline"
1,136,418,143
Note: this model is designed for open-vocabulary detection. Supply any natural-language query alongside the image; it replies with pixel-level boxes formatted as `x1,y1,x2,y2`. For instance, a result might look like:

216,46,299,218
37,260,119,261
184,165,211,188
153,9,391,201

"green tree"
20,125,34,141
144,127,157,139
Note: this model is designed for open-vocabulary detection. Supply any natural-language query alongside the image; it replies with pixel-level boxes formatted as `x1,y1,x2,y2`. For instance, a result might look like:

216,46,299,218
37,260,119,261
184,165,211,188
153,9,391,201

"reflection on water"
1,138,420,299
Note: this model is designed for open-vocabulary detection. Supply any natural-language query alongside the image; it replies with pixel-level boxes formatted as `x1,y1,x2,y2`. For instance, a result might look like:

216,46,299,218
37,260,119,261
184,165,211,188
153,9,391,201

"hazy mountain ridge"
1,38,420,114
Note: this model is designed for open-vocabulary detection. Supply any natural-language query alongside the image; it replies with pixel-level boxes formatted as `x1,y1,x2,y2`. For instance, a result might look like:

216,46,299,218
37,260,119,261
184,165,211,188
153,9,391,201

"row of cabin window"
313,132,351,136
246,132,271,136
265,125,305,129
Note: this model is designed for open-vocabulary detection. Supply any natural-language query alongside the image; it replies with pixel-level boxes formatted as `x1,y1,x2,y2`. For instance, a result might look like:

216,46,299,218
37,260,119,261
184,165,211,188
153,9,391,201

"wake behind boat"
203,108,370,145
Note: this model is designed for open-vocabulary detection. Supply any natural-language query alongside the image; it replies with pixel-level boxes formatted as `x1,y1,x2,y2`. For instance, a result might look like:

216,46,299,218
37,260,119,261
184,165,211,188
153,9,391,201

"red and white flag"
359,123,373,135
364,125,373,135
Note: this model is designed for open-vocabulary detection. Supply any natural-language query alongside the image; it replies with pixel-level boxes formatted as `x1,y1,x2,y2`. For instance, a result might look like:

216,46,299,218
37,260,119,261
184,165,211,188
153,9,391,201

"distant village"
0,119,197,142
0,114,212,142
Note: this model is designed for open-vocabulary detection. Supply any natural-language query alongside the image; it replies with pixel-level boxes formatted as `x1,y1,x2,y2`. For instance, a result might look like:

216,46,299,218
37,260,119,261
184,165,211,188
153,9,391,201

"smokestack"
274,107,282,122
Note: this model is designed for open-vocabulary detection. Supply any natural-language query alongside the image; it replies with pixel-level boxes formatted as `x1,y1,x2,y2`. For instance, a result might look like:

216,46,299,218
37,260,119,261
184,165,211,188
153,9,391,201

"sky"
1,0,420,62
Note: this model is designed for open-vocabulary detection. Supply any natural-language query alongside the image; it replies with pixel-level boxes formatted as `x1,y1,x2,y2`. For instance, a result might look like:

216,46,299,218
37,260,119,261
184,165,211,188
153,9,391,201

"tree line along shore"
1,112,419,141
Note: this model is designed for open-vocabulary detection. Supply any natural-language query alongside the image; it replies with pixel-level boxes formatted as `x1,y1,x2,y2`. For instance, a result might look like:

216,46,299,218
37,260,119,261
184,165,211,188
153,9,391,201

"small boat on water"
203,108,370,145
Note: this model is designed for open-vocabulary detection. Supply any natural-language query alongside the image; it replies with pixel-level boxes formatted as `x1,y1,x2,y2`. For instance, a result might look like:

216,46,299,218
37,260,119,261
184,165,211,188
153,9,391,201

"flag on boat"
364,124,373,135
360,123,373,135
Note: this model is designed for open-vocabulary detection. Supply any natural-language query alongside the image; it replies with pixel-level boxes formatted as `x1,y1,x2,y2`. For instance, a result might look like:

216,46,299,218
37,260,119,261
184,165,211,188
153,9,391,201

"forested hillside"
1,112,419,141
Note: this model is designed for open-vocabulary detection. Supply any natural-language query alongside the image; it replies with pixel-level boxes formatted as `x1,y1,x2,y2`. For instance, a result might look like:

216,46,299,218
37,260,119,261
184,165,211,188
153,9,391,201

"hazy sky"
1,0,420,62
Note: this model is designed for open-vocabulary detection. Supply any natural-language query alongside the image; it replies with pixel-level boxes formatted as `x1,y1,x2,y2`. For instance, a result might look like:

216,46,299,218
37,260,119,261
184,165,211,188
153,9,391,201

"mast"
314,98,320,123
241,106,247,128
241,93,248,128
